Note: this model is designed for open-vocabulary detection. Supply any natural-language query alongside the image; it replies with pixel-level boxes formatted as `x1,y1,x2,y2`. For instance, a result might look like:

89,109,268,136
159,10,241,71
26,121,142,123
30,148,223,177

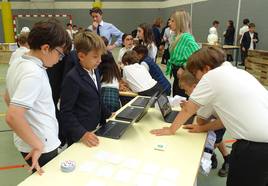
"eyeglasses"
54,48,65,61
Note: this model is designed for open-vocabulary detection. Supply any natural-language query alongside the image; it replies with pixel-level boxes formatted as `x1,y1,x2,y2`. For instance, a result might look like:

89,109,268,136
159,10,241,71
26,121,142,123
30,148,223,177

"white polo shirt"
9,47,29,65
123,63,157,93
197,104,218,120
239,25,249,44
6,55,61,153
190,62,268,142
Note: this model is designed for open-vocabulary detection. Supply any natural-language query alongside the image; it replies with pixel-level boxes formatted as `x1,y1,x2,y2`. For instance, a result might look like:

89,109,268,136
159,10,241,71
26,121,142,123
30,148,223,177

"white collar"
99,20,104,26
22,54,46,69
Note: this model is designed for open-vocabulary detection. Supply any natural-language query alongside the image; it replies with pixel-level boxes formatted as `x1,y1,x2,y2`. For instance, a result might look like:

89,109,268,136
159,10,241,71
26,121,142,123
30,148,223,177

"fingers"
85,133,99,147
150,128,166,136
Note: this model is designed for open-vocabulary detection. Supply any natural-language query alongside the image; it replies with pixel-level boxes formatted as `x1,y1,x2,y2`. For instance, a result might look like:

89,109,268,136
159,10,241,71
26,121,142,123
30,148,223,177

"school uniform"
241,31,259,64
60,63,111,145
190,61,268,186
141,56,171,95
122,63,162,96
6,55,60,166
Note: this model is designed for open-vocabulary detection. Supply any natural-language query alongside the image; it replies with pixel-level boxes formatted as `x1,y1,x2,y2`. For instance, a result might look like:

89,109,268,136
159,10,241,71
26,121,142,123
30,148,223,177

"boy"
133,45,171,95
5,19,71,175
60,31,112,147
241,23,259,66
9,32,29,65
179,71,230,177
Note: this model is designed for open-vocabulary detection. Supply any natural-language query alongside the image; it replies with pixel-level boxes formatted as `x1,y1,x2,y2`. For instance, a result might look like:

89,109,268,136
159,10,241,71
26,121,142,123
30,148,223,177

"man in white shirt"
151,47,268,186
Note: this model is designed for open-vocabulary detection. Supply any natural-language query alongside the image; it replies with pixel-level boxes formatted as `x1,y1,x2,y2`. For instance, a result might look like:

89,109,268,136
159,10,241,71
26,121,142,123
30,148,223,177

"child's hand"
183,124,204,133
81,132,99,147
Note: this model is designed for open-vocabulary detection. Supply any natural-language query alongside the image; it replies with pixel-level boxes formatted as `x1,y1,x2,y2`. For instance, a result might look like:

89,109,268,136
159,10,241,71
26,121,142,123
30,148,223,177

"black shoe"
211,153,218,169
238,63,245,66
218,160,229,177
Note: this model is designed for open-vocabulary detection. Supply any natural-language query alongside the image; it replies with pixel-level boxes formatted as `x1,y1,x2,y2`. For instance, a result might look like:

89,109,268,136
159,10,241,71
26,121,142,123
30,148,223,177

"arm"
150,100,200,135
4,89,10,106
6,105,44,174
108,25,123,49
183,118,224,133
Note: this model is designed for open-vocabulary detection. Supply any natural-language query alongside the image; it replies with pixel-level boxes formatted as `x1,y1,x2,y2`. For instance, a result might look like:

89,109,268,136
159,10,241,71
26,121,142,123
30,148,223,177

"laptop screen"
158,94,172,117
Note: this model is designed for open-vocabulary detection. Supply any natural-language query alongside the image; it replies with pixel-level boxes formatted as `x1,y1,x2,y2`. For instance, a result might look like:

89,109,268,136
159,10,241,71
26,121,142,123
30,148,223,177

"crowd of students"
4,7,268,186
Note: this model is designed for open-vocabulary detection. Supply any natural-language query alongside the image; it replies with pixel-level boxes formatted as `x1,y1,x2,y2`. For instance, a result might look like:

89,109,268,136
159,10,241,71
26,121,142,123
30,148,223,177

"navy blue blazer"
60,63,111,144
241,31,259,50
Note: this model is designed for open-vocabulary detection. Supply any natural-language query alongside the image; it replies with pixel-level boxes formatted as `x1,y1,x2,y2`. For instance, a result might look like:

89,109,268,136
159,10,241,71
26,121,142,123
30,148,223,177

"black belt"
237,139,268,146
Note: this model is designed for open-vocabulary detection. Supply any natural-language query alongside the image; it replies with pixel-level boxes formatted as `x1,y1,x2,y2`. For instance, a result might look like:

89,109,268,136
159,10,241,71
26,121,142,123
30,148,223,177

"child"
121,50,162,96
5,19,71,175
241,23,259,66
98,52,121,112
117,33,134,65
133,45,171,95
9,32,30,65
179,71,230,177
136,23,158,61
60,31,112,147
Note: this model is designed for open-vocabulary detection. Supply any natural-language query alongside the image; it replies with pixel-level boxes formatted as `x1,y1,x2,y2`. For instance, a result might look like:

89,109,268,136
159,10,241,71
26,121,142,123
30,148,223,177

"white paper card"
86,179,106,186
135,174,154,186
115,168,134,183
122,158,141,169
161,167,180,182
80,161,98,173
142,162,161,175
96,165,114,178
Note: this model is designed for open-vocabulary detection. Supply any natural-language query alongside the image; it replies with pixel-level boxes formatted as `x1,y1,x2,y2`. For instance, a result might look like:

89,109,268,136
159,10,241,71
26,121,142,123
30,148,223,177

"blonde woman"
166,10,199,97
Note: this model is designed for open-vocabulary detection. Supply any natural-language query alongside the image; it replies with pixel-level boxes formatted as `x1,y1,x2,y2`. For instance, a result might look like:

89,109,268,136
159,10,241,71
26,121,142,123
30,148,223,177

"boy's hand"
150,127,175,136
81,132,99,147
92,22,99,29
183,124,204,133
25,148,44,175
242,47,246,52
177,68,184,78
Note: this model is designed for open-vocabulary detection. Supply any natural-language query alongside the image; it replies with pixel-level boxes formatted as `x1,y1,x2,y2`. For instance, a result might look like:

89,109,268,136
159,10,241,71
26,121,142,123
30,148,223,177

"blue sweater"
142,56,171,95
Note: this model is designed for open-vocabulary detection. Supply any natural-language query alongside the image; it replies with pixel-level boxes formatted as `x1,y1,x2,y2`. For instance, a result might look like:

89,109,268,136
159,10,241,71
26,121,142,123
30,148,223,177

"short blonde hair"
74,31,106,54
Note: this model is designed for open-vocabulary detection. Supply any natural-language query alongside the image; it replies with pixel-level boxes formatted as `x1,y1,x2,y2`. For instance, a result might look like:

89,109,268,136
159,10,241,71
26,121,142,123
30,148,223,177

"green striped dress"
166,32,200,76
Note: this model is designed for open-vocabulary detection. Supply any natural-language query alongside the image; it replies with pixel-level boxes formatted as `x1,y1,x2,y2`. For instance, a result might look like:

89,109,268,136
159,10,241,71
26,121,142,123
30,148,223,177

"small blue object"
61,160,76,173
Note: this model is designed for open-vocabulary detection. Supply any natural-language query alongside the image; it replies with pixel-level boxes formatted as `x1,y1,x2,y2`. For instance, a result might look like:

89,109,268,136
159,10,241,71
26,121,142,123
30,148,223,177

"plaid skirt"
101,87,121,112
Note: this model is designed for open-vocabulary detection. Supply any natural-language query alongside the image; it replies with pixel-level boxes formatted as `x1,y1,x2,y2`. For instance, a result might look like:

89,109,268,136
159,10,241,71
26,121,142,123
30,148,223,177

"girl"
136,23,158,61
99,53,121,112
117,33,134,65
121,50,163,96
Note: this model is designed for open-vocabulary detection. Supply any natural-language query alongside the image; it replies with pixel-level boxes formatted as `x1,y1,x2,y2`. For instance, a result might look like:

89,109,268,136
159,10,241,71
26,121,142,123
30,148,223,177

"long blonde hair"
170,10,192,50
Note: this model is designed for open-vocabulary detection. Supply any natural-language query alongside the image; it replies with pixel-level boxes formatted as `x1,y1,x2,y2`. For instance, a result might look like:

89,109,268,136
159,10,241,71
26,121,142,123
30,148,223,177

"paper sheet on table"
160,167,180,182
115,168,135,183
135,173,154,186
95,151,124,165
86,179,106,186
122,158,141,169
79,161,98,172
156,178,177,186
142,162,161,175
96,164,115,178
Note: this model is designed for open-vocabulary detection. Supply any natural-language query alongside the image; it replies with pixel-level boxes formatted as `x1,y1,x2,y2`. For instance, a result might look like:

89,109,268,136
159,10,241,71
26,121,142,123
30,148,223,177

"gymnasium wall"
0,0,267,50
